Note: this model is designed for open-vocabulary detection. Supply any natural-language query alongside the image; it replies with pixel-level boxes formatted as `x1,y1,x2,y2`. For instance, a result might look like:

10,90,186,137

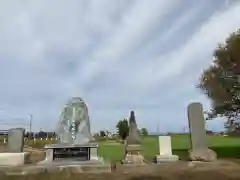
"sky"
0,0,240,133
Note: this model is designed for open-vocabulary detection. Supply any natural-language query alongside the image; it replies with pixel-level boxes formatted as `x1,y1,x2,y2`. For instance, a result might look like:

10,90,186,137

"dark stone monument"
37,97,111,172
8,128,25,152
187,102,217,161
126,111,141,145
122,111,144,164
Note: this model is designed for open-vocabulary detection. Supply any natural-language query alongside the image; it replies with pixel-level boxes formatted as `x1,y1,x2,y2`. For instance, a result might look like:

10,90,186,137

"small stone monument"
122,111,144,164
38,97,111,173
155,136,179,163
187,102,217,161
8,128,25,152
0,128,30,166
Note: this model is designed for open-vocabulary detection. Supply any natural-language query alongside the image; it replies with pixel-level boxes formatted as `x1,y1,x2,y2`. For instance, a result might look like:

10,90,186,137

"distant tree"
116,119,129,140
198,30,240,128
38,131,46,138
140,128,148,136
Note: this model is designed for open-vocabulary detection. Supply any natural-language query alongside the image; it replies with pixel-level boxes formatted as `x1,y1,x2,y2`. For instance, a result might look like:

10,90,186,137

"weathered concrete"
2,160,111,175
155,136,179,163
122,144,145,164
0,152,30,166
8,128,25,152
187,102,217,161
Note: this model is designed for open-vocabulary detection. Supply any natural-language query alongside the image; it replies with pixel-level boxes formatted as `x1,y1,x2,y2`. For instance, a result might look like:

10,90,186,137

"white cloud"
0,0,238,132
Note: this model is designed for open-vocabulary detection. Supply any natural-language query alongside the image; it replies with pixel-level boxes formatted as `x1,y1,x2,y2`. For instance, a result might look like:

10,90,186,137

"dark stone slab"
42,143,99,162
126,111,141,145
52,146,90,161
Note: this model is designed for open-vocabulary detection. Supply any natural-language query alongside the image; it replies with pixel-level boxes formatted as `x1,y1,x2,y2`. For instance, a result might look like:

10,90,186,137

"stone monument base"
189,148,217,162
37,159,111,173
122,144,144,164
155,155,179,164
0,152,30,166
37,143,111,173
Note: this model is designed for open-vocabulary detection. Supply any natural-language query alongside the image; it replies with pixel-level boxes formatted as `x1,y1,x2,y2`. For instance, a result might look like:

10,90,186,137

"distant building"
0,130,8,135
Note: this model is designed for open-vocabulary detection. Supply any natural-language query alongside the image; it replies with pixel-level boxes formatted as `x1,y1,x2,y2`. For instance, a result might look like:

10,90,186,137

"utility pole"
29,114,32,138
157,123,159,135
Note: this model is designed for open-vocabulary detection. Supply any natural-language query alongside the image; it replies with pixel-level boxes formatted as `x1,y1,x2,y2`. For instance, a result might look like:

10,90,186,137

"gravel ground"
1,145,240,179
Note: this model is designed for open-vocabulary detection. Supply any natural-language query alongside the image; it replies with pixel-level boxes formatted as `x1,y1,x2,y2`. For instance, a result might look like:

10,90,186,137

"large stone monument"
56,97,93,144
38,97,111,172
122,111,144,164
0,128,30,166
187,102,217,162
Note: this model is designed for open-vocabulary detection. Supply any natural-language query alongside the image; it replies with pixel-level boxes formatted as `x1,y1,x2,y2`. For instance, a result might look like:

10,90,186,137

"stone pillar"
155,136,179,163
122,111,144,164
123,144,144,164
8,128,25,152
187,102,217,161
90,147,99,160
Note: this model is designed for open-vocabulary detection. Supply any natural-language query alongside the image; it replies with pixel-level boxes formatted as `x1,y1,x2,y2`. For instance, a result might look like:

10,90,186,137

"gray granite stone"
3,161,111,175
7,128,25,152
0,152,30,166
126,111,141,145
56,97,93,144
187,102,217,161
122,145,144,164
37,97,110,172
36,159,111,173
187,103,207,150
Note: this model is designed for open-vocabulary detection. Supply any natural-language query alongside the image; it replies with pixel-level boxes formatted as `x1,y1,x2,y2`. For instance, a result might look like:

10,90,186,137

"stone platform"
1,161,111,175
155,155,179,164
122,144,145,165
0,152,30,166
35,160,111,173
36,143,111,173
39,143,100,162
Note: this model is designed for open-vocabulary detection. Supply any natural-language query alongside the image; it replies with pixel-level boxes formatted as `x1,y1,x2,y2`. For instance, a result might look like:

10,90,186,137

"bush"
228,131,240,137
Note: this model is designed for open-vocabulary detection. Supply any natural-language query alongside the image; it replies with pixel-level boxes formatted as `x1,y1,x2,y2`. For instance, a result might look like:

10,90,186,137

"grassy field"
1,134,240,162
98,135,240,161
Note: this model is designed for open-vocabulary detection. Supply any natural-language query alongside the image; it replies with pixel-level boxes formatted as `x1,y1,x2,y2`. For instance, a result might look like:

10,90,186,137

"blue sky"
0,0,239,133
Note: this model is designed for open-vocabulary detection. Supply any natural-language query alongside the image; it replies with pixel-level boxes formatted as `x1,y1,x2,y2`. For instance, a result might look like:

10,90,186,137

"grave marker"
187,102,217,161
8,128,25,152
37,97,111,173
0,128,30,166
155,136,178,163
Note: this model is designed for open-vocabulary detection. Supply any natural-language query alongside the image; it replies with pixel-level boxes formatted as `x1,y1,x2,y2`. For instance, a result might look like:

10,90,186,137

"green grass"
98,135,240,161
2,134,240,162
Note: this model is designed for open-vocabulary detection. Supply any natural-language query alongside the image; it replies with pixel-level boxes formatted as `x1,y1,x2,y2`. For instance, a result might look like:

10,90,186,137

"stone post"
187,102,217,161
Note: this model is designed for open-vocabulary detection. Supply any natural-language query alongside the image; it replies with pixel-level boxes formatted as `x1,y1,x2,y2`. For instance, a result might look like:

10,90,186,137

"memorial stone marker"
8,128,25,152
122,111,144,164
56,97,93,144
159,136,173,156
155,136,179,163
38,97,111,173
187,102,217,161
0,128,30,166
126,111,141,145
